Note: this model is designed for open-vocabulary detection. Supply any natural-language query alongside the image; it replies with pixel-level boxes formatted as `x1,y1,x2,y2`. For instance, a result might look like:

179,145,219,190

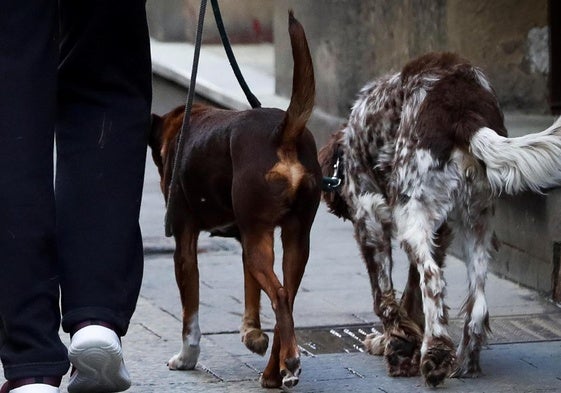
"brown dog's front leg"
168,227,202,371
260,325,281,388
241,261,269,355
260,288,299,389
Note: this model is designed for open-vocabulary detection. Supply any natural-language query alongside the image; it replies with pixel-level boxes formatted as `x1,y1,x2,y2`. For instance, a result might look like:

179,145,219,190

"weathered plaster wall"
274,0,550,118
147,0,273,43
446,1,549,111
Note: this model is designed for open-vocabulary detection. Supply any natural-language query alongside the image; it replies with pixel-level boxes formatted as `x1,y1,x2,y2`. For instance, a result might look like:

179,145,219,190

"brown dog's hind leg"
260,326,282,388
239,229,299,389
261,287,299,389
167,226,202,370
274,213,317,388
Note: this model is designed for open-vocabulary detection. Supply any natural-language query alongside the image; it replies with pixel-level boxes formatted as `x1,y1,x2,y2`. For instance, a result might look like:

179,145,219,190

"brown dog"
149,12,321,389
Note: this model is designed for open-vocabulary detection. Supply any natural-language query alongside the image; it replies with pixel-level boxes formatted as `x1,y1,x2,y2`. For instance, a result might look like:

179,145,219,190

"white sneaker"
10,385,59,393
67,325,131,393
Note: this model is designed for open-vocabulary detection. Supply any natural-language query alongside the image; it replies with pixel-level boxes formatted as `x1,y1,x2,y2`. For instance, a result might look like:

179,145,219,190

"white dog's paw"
363,332,386,356
167,345,200,370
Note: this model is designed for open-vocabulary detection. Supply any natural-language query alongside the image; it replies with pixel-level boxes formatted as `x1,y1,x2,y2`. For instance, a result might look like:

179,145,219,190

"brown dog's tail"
276,10,315,145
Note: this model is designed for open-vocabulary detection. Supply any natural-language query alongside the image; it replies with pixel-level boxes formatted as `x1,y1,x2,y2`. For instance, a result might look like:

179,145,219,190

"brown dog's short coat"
149,12,320,389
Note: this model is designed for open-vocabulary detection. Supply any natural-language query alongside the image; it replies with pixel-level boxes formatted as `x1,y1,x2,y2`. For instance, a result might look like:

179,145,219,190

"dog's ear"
318,130,352,220
318,132,339,179
149,114,163,151
149,113,165,178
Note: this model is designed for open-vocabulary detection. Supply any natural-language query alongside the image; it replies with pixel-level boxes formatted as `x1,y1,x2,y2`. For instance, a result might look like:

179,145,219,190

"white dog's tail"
469,117,561,195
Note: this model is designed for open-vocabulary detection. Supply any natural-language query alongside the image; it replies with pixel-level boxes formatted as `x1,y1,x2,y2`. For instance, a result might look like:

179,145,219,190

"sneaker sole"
68,333,130,392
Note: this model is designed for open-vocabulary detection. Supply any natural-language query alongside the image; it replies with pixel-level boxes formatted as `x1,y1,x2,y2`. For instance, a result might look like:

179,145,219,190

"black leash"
210,0,261,109
164,0,262,236
164,0,207,237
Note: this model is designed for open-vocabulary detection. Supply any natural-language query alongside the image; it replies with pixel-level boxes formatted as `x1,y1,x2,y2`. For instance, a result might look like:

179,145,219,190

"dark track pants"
0,0,152,380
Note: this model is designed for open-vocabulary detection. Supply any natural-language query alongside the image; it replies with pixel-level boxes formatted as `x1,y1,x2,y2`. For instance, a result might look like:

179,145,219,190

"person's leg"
0,0,69,386
56,2,151,391
56,0,152,336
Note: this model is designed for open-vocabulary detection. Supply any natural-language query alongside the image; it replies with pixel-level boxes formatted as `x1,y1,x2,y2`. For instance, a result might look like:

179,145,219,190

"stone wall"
491,190,561,296
147,0,273,43
274,0,550,118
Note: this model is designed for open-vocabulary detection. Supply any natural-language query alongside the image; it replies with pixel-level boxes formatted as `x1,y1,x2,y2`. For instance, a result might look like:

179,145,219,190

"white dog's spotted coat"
320,52,561,386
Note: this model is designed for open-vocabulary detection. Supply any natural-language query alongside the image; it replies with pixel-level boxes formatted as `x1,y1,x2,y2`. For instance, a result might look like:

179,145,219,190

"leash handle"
165,0,208,237
210,0,261,109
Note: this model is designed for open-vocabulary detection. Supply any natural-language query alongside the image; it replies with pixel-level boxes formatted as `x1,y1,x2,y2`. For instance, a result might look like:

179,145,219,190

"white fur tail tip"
470,118,561,195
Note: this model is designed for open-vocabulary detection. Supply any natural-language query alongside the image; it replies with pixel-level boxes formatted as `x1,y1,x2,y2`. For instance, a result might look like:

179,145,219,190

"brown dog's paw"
260,356,301,389
280,368,300,389
421,337,456,387
281,356,301,388
242,328,269,356
260,371,282,389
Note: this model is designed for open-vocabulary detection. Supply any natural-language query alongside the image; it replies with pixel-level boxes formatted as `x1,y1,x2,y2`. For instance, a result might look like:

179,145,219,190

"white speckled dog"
319,52,561,387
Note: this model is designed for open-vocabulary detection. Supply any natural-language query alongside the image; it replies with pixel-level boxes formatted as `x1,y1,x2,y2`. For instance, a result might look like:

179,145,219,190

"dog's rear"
228,14,321,387
150,11,320,389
